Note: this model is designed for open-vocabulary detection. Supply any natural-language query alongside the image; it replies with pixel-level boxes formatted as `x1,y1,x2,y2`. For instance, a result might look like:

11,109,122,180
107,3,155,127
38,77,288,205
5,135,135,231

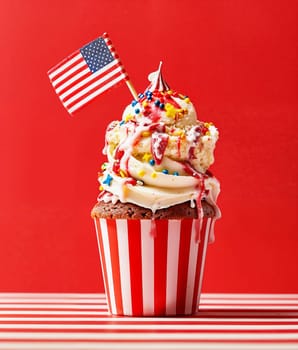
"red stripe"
192,217,208,313
127,220,143,316
176,219,193,314
94,219,112,312
60,63,120,103
65,68,126,111
154,220,168,315
47,50,80,76
106,219,123,315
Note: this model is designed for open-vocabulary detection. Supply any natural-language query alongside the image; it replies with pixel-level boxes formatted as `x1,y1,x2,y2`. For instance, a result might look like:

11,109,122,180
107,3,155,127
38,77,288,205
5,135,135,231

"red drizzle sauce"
151,132,169,165
177,136,181,158
182,162,208,241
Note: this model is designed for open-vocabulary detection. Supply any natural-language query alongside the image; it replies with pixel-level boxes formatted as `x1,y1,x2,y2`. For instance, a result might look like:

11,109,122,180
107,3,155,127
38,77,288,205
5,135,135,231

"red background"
0,0,297,293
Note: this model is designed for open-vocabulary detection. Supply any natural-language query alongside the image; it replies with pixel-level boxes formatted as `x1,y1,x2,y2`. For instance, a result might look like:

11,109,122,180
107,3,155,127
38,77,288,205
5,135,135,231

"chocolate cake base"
91,200,215,220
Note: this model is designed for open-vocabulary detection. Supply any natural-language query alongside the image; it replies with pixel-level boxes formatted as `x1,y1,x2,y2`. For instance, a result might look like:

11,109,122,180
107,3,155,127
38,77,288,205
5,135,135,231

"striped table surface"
0,293,297,349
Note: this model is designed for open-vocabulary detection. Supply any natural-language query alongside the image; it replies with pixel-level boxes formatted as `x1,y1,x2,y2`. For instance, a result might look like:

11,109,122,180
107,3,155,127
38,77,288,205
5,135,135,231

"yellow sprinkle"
184,97,190,103
119,170,127,178
204,122,213,128
142,153,152,162
151,172,157,178
167,90,173,95
176,109,184,118
99,185,104,191
173,129,184,137
206,131,211,136
142,131,151,137
142,101,148,107
138,169,146,177
124,114,133,122
165,103,177,118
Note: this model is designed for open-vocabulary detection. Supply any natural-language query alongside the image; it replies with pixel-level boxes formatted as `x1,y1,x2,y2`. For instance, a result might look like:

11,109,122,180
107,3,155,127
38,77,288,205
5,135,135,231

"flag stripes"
48,33,128,114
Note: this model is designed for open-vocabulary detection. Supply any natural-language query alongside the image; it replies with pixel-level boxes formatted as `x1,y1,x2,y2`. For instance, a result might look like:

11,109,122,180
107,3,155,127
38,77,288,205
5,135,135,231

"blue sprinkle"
162,169,169,174
149,159,155,166
147,96,152,101
159,103,165,109
154,99,160,106
145,90,152,96
173,171,179,176
135,108,140,114
131,100,138,107
138,93,144,98
102,174,113,186
119,120,125,126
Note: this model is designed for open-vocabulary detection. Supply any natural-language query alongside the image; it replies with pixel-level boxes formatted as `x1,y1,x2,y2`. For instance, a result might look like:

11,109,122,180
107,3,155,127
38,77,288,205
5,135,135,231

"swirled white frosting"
97,67,221,225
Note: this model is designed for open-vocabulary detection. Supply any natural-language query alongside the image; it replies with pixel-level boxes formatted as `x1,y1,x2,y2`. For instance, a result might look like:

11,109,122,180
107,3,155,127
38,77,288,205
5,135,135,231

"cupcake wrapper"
94,217,213,316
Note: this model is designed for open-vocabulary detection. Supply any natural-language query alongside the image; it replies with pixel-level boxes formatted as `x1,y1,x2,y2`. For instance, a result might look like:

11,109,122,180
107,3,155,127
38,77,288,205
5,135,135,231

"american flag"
47,33,129,114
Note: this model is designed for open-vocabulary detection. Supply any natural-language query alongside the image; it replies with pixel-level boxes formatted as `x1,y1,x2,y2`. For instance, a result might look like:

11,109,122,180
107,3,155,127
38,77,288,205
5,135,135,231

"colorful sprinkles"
102,174,113,186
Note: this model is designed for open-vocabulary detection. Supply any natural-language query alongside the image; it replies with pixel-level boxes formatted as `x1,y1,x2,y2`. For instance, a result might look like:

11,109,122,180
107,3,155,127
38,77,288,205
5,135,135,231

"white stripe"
141,220,154,315
68,73,126,113
0,332,297,340
166,220,180,315
116,220,132,315
48,53,82,79
99,219,117,314
52,60,86,86
56,67,89,94
200,305,298,310
1,316,297,323
0,298,105,304
196,218,212,309
0,304,106,309
0,311,108,315
58,60,118,96
1,324,298,330
64,65,122,106
0,342,297,350
185,221,200,314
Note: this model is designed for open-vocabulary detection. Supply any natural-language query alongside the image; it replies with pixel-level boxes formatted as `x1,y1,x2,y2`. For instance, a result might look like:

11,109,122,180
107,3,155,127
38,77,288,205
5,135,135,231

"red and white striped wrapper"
94,217,213,316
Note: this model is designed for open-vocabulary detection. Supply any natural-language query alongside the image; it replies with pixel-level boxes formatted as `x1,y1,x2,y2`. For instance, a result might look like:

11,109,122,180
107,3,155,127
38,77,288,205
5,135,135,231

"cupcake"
91,64,221,316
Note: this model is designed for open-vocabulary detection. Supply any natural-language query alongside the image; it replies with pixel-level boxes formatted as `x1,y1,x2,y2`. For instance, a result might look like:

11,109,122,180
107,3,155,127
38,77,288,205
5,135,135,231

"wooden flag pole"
103,33,139,101
126,79,138,100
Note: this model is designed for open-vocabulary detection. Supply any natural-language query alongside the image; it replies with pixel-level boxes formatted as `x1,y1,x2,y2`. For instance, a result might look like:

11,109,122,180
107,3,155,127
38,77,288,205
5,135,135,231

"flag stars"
80,38,114,73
